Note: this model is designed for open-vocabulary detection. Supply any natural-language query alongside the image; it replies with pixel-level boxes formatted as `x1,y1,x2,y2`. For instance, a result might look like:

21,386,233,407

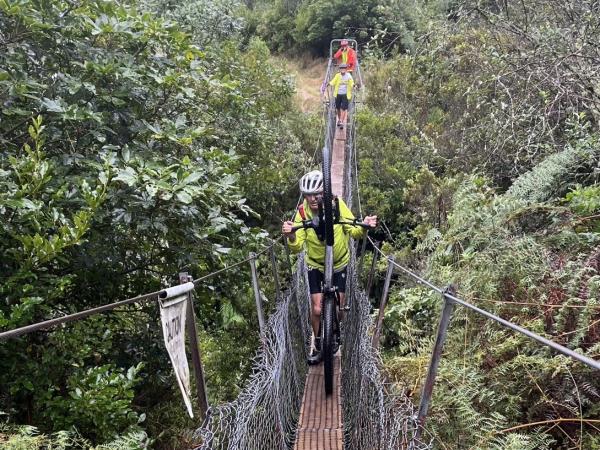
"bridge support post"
366,241,380,296
284,239,310,349
249,252,266,334
415,285,456,441
269,240,282,303
357,234,368,280
283,237,293,278
372,255,395,349
179,272,209,420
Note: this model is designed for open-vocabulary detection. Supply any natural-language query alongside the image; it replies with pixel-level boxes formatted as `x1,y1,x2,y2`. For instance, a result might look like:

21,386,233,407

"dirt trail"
276,56,327,113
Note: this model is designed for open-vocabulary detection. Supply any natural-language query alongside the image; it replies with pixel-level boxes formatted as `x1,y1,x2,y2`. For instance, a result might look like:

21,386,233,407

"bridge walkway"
293,355,342,450
293,117,348,450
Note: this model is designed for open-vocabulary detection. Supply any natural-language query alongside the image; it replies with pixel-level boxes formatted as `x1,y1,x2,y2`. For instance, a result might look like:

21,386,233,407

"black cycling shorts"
308,266,347,295
335,94,349,111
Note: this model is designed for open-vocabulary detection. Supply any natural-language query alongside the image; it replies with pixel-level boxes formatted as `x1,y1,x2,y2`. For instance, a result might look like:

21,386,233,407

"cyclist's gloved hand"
282,221,295,237
364,215,378,228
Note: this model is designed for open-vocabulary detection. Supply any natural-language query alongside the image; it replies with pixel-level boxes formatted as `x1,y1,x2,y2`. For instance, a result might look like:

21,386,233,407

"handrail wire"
0,289,165,340
193,240,276,287
366,236,600,371
351,87,362,217
0,241,278,341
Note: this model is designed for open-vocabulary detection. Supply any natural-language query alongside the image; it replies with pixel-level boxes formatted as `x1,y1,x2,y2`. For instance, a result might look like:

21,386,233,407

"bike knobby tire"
322,294,336,396
321,145,334,247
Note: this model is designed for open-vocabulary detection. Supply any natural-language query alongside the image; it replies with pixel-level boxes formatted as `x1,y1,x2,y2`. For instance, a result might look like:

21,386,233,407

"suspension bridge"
1,40,599,450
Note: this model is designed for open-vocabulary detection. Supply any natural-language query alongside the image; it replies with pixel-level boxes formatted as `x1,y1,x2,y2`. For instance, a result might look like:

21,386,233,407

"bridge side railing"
192,252,311,449
362,236,600,441
0,237,299,427
341,99,432,450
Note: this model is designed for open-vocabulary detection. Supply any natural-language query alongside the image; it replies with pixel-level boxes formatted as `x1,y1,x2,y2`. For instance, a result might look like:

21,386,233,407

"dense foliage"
0,0,308,447
355,1,600,448
244,0,428,55
2,0,600,448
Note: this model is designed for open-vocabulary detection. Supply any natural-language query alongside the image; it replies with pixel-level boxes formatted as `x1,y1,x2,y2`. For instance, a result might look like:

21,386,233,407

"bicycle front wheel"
321,145,334,248
322,294,335,396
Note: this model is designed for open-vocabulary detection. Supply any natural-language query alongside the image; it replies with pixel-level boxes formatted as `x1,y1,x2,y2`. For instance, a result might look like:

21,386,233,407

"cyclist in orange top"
333,39,357,72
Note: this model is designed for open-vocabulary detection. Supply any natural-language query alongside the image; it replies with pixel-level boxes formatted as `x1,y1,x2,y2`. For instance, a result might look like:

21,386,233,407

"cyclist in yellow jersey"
329,64,354,129
282,170,377,363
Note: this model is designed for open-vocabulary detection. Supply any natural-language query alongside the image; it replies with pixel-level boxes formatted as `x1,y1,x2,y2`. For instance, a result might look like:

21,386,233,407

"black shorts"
335,94,349,111
308,267,347,295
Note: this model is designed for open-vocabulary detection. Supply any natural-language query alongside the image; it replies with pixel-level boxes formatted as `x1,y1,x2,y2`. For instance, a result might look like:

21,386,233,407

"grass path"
275,56,327,113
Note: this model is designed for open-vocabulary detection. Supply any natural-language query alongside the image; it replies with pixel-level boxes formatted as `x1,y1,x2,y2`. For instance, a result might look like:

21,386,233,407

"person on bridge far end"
329,63,354,129
334,39,356,72
282,170,377,365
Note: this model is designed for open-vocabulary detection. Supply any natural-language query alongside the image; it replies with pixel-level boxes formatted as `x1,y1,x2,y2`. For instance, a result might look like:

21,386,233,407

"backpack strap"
298,203,306,220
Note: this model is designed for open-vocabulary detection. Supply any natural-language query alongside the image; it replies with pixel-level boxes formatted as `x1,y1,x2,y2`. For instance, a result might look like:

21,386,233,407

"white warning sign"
160,294,193,418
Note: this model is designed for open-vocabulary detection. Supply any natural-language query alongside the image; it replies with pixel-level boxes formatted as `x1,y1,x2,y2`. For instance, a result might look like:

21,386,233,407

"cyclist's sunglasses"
304,192,323,199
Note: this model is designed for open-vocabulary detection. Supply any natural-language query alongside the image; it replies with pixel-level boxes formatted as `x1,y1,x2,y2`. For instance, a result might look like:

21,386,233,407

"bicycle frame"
291,194,372,395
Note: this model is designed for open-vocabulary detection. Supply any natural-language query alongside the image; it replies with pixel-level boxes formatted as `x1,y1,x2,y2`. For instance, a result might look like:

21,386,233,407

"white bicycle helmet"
299,170,323,194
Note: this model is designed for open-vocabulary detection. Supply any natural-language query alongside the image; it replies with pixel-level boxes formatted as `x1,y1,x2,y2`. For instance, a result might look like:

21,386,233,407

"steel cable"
0,241,278,341
366,236,600,371
342,103,432,450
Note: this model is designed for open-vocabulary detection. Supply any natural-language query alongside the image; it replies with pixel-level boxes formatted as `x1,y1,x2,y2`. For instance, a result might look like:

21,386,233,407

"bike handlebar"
290,220,314,232
339,219,373,229
290,217,375,232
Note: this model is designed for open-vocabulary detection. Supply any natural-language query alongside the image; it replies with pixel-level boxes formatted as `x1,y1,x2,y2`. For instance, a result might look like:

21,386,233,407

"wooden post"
269,242,281,303
357,234,368,279
415,285,456,441
366,241,380,296
371,256,395,349
249,252,266,333
283,237,294,279
284,238,309,343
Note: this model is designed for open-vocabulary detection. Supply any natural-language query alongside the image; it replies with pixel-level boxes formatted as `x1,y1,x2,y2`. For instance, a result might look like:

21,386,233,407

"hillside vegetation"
250,0,600,448
1,0,599,449
0,0,312,447
353,3,600,449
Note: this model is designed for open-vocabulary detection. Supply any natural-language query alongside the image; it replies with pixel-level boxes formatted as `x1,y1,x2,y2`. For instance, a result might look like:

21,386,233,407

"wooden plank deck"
293,354,343,450
330,120,347,198
294,120,348,450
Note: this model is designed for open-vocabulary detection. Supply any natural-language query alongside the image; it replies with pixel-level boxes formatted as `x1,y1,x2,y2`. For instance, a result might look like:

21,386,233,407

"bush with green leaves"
356,7,600,447
42,363,145,442
0,0,306,446
379,131,600,448
0,422,150,450
247,0,424,55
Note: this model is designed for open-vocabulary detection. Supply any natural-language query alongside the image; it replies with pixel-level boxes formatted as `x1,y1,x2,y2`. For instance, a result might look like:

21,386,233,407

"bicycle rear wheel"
322,293,335,395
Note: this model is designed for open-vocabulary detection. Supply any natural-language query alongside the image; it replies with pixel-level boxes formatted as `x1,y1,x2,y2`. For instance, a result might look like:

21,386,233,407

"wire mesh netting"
192,69,431,450
192,255,311,449
341,248,431,450
341,105,432,450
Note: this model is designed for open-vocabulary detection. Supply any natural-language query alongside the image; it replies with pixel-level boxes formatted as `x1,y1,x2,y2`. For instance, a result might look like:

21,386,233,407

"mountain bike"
292,146,372,395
